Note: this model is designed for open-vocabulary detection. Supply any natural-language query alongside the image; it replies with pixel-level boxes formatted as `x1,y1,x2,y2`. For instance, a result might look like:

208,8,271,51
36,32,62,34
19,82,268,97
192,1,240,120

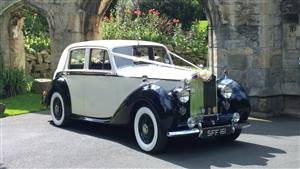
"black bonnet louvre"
203,75,217,107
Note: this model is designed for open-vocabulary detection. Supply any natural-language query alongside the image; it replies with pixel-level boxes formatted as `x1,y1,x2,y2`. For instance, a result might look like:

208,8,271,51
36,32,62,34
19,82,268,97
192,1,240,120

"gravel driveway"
1,111,299,168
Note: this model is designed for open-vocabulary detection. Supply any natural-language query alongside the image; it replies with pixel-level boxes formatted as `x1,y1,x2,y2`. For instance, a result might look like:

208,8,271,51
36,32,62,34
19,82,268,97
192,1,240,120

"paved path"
1,112,299,168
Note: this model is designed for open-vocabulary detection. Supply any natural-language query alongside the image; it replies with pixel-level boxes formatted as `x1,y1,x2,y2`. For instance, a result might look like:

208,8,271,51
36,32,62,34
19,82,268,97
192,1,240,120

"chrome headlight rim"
232,112,240,123
173,87,190,103
220,84,233,99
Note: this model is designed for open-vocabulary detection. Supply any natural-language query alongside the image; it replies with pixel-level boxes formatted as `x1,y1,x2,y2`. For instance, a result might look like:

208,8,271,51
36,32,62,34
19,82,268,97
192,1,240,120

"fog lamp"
232,112,240,123
187,117,196,128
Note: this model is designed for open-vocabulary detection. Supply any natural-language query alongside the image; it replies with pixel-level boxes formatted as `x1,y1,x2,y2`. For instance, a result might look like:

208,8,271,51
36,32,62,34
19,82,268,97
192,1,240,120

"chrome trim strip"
80,117,110,123
167,128,200,137
167,122,250,137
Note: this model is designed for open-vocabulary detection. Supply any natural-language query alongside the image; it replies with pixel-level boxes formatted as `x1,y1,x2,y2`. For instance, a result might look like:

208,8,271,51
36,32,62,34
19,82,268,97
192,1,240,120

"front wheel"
50,92,71,126
134,106,167,153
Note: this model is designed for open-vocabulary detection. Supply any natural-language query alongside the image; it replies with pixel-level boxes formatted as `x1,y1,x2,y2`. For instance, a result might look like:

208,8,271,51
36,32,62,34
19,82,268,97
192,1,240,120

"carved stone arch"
0,0,52,70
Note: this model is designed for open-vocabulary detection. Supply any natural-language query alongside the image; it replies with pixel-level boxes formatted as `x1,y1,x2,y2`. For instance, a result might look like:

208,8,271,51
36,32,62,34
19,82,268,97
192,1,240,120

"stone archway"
0,2,53,73
0,0,112,72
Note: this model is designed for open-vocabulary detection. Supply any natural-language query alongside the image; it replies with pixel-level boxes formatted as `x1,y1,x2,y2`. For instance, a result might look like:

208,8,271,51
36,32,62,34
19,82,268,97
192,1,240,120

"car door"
64,48,87,115
84,48,116,118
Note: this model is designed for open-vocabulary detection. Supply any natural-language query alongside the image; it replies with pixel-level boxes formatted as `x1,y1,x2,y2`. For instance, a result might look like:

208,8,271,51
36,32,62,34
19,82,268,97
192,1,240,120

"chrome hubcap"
142,124,149,134
54,105,60,113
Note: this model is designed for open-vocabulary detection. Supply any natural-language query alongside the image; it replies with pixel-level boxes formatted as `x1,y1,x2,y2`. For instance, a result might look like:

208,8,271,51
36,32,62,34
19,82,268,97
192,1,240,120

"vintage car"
44,40,251,153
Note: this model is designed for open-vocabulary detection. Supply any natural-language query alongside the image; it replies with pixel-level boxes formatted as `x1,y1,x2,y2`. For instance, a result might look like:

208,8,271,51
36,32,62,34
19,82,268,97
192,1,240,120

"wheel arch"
45,77,72,111
217,78,251,122
111,83,175,131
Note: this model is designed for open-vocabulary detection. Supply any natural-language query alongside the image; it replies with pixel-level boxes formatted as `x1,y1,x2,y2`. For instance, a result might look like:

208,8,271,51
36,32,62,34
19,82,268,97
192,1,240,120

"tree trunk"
81,0,112,40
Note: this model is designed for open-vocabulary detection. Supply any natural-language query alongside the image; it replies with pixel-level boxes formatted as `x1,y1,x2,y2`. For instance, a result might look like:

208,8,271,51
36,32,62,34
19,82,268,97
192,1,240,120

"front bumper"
167,122,250,137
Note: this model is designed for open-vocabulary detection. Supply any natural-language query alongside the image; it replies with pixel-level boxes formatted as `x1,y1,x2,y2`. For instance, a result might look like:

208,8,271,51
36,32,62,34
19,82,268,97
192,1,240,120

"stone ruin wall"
205,0,300,116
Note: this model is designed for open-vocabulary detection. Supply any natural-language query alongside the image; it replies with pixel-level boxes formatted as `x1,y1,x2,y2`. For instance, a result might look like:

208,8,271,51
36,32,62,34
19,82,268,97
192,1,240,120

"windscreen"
113,46,171,68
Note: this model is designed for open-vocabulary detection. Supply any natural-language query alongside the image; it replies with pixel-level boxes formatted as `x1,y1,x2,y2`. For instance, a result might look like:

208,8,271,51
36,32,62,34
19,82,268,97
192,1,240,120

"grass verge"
0,93,47,118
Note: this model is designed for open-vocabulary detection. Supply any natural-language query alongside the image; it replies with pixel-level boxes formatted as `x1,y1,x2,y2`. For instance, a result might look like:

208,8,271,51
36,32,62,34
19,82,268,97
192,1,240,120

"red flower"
172,18,180,24
134,9,142,16
148,9,160,16
148,9,155,13
153,10,160,16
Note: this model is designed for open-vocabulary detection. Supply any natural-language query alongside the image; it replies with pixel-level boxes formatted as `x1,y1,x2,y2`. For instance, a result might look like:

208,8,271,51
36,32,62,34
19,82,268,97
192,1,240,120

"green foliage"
109,0,206,30
0,69,32,99
171,21,208,65
22,7,50,54
24,34,50,54
136,0,205,29
102,1,208,65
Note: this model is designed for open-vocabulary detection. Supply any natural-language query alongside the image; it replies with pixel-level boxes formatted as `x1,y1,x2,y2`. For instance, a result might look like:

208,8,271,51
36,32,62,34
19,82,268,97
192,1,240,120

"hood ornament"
193,69,212,81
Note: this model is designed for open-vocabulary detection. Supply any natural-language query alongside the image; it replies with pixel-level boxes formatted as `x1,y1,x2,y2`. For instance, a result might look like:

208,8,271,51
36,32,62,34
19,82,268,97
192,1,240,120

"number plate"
202,127,229,137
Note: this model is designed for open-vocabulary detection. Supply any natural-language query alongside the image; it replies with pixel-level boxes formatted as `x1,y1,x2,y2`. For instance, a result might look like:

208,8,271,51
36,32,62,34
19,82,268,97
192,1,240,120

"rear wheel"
216,129,241,142
134,105,167,153
50,92,71,126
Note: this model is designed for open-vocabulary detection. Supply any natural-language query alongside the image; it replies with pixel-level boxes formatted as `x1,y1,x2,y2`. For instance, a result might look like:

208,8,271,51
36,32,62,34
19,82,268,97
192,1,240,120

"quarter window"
89,49,111,70
69,49,86,69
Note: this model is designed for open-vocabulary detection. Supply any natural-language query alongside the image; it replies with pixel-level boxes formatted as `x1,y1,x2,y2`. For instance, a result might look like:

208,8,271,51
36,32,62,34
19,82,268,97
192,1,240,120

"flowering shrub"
101,4,208,65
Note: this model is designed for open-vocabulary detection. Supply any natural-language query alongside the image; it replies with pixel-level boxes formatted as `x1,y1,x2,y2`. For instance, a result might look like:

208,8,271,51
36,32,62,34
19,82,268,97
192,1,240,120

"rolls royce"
44,40,251,153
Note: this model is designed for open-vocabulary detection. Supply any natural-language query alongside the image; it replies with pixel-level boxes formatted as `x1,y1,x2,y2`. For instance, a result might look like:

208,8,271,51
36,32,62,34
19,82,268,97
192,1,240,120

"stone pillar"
281,0,300,116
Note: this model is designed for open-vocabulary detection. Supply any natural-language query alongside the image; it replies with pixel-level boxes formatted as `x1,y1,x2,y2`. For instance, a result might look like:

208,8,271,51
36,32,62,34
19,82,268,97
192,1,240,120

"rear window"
69,49,85,69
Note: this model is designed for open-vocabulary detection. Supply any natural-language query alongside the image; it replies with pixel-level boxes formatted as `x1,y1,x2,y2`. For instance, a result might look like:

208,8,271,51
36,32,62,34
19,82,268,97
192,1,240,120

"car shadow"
0,163,8,169
157,138,286,168
49,119,287,168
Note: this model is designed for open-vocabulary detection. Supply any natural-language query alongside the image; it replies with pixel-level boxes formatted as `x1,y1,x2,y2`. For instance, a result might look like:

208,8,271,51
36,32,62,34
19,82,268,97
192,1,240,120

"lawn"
0,93,47,117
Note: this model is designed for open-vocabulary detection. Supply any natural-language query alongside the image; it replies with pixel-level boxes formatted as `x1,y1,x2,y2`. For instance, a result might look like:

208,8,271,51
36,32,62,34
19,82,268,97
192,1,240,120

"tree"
80,0,113,40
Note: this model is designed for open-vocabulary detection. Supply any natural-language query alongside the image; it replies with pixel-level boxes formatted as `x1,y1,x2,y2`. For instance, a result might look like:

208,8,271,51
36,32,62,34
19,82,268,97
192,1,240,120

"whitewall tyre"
50,92,70,126
134,106,167,153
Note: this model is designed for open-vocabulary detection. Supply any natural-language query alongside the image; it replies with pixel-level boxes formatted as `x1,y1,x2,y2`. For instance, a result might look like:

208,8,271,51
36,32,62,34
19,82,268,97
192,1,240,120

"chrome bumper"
167,122,251,137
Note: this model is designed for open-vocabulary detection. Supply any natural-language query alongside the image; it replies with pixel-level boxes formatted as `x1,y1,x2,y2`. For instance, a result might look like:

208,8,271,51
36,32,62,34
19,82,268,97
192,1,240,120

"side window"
89,49,111,70
153,47,170,64
69,49,86,69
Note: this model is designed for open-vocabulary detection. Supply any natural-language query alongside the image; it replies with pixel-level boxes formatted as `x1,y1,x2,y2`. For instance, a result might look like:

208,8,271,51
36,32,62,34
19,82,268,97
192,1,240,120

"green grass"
0,93,47,117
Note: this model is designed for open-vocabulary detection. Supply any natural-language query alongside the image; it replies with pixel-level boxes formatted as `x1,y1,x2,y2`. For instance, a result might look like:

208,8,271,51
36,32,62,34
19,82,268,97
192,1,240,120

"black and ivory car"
45,40,251,153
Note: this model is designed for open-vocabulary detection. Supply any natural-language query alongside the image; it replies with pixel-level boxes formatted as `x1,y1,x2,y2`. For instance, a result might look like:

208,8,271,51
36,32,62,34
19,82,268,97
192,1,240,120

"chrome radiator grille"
190,75,217,120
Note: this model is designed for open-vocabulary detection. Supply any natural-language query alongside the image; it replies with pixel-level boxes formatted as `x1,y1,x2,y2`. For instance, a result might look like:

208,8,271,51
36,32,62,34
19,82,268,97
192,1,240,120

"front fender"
111,83,175,131
217,78,251,122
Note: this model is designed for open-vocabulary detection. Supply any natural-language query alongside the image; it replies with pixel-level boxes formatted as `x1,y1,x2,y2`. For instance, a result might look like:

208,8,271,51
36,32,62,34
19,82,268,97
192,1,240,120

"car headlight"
232,112,240,122
220,85,232,99
174,88,190,103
